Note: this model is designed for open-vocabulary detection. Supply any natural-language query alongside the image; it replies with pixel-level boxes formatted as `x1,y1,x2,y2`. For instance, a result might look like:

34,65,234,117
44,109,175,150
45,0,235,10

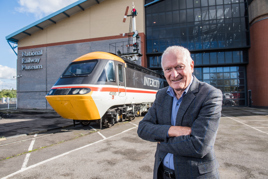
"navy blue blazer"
138,76,222,179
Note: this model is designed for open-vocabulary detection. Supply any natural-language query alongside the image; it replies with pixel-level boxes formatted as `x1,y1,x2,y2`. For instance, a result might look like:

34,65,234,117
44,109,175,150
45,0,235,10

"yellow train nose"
46,91,100,120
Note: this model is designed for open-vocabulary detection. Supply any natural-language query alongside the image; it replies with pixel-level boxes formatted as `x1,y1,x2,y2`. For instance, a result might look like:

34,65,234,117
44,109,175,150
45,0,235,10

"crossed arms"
137,88,222,158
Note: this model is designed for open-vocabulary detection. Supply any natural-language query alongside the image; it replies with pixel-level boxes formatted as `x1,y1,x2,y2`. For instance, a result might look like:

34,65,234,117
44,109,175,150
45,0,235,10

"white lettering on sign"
22,50,43,57
144,77,160,88
22,65,43,70
20,49,43,71
22,58,41,64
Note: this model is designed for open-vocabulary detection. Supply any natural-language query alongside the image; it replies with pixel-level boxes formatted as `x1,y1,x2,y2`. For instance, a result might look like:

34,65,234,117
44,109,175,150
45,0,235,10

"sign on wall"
21,50,43,70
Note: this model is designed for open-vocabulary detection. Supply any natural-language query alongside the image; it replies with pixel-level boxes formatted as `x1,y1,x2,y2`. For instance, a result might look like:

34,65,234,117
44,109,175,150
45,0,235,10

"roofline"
144,0,163,7
5,0,87,41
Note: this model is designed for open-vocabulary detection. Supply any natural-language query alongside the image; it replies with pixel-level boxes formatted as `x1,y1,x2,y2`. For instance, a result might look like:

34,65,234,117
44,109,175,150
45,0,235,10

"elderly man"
137,46,222,179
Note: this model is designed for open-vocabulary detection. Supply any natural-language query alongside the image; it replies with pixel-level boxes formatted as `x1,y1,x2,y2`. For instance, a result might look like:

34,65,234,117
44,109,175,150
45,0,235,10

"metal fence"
0,98,17,109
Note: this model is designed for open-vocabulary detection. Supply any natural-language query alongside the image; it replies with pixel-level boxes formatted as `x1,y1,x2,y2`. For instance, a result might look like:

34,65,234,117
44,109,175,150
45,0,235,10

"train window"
98,61,115,82
63,61,97,77
118,64,124,82
106,61,115,82
98,70,107,82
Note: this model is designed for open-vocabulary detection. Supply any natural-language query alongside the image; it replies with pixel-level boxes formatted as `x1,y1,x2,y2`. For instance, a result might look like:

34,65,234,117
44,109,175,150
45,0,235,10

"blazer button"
159,158,162,161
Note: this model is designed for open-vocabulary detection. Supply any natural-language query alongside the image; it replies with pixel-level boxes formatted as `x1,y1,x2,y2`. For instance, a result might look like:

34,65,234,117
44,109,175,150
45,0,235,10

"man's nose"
171,68,178,77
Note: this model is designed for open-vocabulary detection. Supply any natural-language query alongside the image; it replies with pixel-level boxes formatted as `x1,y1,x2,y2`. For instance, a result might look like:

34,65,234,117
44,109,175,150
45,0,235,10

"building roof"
6,0,105,43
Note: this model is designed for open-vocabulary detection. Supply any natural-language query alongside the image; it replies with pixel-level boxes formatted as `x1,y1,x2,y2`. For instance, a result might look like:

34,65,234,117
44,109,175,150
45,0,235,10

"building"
6,0,268,109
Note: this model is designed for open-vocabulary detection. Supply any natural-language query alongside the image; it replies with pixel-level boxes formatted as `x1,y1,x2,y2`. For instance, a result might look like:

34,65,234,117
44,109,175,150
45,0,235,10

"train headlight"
79,88,91,94
68,88,91,95
72,89,80,94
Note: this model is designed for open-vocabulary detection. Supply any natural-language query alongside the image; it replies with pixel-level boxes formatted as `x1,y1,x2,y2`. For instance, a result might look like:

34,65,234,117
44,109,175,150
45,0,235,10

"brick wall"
248,19,268,107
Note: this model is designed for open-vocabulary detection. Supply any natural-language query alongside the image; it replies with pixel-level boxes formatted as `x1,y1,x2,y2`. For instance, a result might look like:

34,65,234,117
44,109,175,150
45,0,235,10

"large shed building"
6,0,268,109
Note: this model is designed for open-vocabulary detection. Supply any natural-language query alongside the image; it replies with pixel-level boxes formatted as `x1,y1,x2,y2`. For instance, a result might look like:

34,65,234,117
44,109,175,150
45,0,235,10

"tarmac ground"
0,107,268,179
0,109,72,138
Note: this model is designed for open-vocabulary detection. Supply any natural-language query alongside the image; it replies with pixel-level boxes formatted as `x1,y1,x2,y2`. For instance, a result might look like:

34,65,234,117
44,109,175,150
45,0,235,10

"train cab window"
118,64,124,82
106,61,115,82
98,70,107,82
98,61,115,82
63,61,97,77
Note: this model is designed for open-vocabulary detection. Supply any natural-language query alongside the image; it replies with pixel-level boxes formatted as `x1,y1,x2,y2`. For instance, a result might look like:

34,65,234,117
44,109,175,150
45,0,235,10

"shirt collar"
166,75,193,98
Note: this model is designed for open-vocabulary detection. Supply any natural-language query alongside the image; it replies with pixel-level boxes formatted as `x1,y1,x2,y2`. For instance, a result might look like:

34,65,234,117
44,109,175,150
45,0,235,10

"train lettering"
144,77,160,88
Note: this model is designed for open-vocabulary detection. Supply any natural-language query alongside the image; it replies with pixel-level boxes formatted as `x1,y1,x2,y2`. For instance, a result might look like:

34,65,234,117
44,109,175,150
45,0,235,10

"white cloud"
0,65,16,80
16,0,79,19
0,79,16,90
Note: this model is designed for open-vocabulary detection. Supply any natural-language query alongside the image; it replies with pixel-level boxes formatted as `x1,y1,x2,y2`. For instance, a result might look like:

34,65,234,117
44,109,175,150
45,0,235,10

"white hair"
161,46,193,70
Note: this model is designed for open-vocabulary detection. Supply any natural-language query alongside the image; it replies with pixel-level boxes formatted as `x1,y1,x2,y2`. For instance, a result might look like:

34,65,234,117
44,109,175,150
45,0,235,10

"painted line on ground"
21,154,31,169
1,124,75,147
2,123,74,144
129,122,138,127
97,132,106,139
1,125,98,148
222,114,268,135
28,134,37,151
89,126,106,138
27,124,74,135
21,134,37,170
0,134,52,147
6,134,27,139
2,126,137,179
89,126,97,131
0,138,6,142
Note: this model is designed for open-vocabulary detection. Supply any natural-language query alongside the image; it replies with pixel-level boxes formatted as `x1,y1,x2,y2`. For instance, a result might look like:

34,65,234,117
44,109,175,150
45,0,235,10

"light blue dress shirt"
163,76,193,170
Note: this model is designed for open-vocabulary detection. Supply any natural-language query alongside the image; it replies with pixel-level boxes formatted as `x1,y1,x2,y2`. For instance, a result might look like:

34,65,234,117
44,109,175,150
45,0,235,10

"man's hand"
168,126,191,137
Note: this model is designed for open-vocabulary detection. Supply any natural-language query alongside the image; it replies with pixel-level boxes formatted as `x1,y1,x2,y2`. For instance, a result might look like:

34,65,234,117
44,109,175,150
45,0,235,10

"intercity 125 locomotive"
46,51,166,128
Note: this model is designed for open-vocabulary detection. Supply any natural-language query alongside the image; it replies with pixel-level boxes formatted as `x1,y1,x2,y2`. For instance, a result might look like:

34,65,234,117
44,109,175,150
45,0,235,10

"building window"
145,0,249,53
194,66,246,106
148,50,247,68
146,0,248,106
149,56,162,68
191,50,247,65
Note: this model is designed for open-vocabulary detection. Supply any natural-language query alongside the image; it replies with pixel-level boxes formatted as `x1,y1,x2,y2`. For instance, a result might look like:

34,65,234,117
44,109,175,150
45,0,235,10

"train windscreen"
62,60,97,77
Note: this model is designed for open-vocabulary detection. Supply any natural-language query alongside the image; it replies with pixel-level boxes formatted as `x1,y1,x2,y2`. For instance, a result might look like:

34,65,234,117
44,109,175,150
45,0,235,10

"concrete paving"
0,107,268,178
0,109,73,138
217,107,268,179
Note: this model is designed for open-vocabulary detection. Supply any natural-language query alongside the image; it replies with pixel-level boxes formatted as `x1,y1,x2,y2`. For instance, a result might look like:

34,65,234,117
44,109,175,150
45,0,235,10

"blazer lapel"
175,76,200,126
163,93,173,125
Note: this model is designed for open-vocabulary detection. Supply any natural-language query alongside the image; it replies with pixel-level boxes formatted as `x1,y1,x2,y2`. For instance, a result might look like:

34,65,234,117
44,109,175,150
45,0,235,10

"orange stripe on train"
52,86,157,94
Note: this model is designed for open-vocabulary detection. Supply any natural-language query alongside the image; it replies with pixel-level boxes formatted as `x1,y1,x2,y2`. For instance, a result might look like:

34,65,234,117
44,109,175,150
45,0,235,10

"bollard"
7,97,10,109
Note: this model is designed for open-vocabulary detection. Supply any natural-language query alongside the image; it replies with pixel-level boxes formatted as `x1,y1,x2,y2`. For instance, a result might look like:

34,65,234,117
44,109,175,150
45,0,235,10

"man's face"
162,52,194,92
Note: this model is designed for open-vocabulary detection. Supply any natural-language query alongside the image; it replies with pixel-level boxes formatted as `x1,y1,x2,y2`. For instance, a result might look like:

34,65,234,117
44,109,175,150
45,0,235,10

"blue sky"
0,0,78,90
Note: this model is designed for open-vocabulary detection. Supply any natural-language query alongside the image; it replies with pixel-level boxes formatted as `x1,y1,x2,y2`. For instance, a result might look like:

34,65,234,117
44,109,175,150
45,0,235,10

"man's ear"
190,60,194,73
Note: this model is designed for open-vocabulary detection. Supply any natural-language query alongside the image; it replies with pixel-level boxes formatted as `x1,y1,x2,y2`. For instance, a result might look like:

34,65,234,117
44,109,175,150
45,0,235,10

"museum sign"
21,50,43,71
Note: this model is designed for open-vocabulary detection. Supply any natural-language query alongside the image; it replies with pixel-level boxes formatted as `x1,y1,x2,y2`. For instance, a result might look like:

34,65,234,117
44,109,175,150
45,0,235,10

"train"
46,51,166,128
